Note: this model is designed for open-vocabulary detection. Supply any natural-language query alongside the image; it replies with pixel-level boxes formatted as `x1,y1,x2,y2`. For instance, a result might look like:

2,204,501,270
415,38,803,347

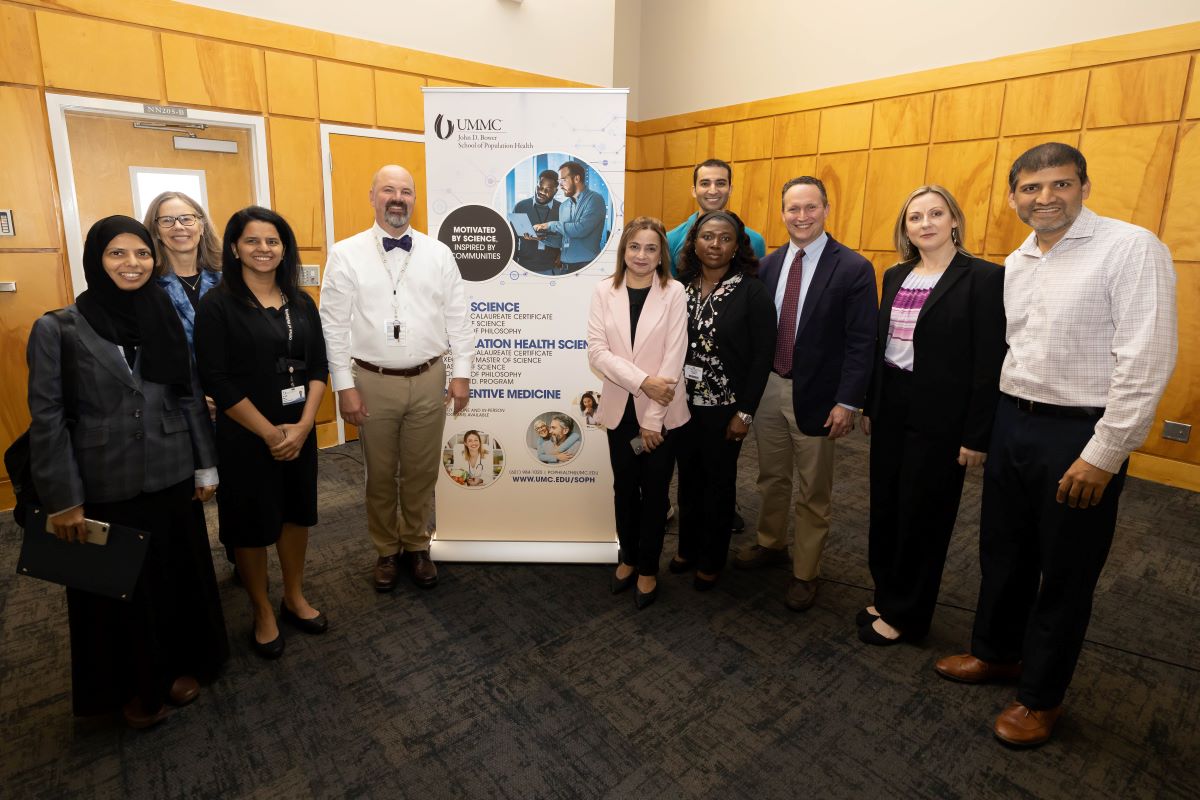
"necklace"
177,271,202,291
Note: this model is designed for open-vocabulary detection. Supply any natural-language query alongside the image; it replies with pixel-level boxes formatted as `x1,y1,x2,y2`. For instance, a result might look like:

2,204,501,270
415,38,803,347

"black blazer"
864,252,1006,451
27,307,217,512
758,236,878,435
684,273,777,417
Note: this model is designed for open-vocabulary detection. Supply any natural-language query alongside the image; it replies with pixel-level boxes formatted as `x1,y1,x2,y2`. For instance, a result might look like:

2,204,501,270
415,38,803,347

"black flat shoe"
251,629,285,660
856,607,880,628
693,574,718,592
858,621,904,647
668,557,694,574
280,600,329,635
611,571,637,594
634,584,658,610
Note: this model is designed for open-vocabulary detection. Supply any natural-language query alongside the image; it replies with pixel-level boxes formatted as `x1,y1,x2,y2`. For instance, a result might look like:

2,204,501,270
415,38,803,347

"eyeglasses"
155,214,200,228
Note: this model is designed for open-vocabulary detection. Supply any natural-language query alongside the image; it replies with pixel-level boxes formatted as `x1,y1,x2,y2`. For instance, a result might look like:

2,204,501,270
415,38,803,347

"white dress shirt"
320,223,474,391
1001,206,1177,473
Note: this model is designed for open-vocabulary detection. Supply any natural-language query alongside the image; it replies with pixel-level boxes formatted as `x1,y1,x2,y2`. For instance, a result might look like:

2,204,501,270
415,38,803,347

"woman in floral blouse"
671,211,776,590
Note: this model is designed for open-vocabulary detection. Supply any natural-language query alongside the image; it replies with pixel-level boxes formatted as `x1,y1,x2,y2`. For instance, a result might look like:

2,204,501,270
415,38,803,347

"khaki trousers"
753,371,835,581
353,361,447,556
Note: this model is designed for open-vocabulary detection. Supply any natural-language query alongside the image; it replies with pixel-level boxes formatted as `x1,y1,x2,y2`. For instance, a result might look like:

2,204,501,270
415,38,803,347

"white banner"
422,88,628,562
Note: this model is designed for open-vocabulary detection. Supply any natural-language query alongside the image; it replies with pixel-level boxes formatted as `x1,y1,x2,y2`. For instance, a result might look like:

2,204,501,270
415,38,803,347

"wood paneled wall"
0,0,582,507
625,26,1200,490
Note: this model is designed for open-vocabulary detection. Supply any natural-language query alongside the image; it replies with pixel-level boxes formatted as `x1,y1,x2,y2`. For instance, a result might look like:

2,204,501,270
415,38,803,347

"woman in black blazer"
671,211,776,589
859,185,1006,645
28,216,227,727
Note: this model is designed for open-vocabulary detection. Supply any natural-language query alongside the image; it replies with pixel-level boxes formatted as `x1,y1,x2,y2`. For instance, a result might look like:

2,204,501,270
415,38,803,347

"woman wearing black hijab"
27,215,228,729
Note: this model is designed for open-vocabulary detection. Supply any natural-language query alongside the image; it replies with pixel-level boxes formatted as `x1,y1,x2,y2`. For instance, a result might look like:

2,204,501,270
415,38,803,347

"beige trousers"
354,361,447,556
753,371,836,581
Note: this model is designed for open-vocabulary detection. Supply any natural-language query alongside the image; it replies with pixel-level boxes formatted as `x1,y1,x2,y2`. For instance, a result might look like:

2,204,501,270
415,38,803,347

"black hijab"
75,215,191,389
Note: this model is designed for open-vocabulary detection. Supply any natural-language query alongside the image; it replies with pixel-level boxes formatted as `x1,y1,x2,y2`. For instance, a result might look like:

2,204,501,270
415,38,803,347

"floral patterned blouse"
685,272,744,407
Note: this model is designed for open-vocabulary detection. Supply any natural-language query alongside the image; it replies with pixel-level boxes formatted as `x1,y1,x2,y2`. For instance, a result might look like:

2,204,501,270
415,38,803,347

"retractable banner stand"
423,87,628,563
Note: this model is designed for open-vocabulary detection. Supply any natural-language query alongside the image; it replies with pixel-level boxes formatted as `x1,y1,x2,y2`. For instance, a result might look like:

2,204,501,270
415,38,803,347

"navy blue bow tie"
382,235,412,252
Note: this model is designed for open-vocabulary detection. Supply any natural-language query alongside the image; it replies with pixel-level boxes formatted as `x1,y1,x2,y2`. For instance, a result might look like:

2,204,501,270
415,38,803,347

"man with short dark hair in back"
934,143,1177,748
512,169,561,274
733,176,877,614
666,158,766,270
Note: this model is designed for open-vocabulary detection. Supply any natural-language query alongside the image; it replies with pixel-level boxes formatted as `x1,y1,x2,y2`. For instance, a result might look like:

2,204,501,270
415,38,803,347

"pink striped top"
883,270,943,371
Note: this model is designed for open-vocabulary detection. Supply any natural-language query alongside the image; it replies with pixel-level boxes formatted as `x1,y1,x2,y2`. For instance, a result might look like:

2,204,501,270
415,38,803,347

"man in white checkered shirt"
933,142,1178,748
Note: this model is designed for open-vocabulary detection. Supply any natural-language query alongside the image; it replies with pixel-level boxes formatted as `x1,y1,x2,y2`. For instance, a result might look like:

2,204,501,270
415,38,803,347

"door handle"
0,281,16,292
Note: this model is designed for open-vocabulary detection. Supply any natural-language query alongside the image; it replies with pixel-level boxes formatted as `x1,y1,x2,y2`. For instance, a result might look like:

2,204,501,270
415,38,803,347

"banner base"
430,539,618,564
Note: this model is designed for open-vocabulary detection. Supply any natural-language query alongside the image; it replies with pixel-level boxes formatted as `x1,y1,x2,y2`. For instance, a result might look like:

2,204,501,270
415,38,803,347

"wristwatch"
736,411,753,425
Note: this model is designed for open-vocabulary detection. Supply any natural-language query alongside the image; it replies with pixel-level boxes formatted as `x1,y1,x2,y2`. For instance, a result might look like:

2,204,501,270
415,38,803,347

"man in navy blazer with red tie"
734,176,878,612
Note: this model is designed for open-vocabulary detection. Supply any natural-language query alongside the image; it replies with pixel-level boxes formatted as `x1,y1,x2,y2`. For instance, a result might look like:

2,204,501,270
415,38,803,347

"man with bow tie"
320,164,474,593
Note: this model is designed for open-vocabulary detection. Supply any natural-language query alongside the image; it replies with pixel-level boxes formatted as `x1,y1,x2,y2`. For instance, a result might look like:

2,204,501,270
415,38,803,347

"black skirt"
67,478,228,716
215,423,318,548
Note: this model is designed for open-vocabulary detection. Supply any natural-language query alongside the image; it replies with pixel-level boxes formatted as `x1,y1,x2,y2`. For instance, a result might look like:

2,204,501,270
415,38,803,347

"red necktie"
773,248,804,376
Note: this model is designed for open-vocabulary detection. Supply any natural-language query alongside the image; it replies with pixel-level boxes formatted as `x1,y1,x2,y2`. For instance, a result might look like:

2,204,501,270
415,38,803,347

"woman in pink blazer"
587,217,689,610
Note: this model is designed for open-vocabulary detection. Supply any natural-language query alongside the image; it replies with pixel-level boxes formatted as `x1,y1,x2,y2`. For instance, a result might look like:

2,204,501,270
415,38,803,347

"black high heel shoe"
611,570,637,594
634,583,658,610
855,607,880,628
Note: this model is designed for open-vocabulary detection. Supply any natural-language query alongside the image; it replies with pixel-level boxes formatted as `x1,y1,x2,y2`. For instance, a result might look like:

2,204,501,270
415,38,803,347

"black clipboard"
15,507,152,601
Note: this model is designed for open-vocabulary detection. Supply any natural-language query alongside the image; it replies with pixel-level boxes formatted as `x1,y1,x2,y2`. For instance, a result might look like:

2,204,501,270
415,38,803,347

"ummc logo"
433,115,502,140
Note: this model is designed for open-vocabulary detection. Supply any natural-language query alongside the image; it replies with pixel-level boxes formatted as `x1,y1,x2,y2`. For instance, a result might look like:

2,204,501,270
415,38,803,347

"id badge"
684,364,704,382
384,319,407,348
281,385,306,406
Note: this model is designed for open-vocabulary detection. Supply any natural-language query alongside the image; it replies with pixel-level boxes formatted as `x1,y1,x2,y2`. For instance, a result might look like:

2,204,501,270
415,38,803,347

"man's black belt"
353,356,439,377
1004,393,1104,419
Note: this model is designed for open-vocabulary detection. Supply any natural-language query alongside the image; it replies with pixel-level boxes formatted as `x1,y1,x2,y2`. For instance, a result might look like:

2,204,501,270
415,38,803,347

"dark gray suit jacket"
27,306,217,513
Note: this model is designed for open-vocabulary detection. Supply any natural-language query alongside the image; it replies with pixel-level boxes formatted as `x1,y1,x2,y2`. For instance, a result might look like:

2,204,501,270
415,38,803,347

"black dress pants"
868,367,966,637
677,404,743,574
971,398,1127,710
607,400,675,576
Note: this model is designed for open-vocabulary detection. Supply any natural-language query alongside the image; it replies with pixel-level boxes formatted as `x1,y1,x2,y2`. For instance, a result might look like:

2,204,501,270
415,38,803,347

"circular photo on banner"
576,390,603,428
442,429,504,488
526,411,583,466
436,204,514,282
495,153,614,276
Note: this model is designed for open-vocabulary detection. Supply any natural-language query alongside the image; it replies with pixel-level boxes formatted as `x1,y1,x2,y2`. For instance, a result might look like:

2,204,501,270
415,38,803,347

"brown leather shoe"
785,577,818,611
934,653,1022,684
374,554,399,593
993,701,1062,747
405,550,438,588
734,544,789,570
167,675,199,707
122,698,169,730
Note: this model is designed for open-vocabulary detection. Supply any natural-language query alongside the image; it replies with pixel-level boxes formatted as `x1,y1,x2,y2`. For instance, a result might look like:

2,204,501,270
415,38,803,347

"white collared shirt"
775,232,829,340
1000,206,1177,472
320,223,474,391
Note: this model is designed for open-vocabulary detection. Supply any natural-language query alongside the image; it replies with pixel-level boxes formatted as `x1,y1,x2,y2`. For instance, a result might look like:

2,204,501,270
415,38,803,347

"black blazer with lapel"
759,235,879,435
864,252,1006,451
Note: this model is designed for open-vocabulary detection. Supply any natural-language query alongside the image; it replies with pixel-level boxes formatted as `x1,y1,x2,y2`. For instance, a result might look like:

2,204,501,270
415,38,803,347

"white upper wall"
635,0,1200,120
178,0,617,88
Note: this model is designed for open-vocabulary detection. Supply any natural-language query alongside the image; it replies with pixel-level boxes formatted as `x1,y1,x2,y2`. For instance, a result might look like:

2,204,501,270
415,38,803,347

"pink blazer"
586,276,690,432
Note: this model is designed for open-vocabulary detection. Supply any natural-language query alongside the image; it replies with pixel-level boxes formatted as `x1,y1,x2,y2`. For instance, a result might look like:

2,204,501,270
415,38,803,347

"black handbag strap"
46,309,78,423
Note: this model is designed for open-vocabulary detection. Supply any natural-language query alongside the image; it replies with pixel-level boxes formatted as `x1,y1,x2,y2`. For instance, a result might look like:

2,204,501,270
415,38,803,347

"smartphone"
44,515,110,545
630,435,645,455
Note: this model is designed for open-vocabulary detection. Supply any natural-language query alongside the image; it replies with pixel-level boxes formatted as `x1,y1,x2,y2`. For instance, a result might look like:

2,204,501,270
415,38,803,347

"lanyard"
376,236,414,319
691,272,740,325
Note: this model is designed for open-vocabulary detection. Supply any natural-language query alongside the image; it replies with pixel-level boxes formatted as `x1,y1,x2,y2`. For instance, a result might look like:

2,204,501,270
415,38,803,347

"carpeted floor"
1,434,1197,799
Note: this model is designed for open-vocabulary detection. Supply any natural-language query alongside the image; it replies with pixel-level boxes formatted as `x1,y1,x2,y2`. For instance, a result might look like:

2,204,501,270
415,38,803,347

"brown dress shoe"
785,577,818,611
405,550,438,588
934,653,1022,684
167,675,200,707
734,544,789,570
993,701,1062,747
122,698,169,730
374,554,399,593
